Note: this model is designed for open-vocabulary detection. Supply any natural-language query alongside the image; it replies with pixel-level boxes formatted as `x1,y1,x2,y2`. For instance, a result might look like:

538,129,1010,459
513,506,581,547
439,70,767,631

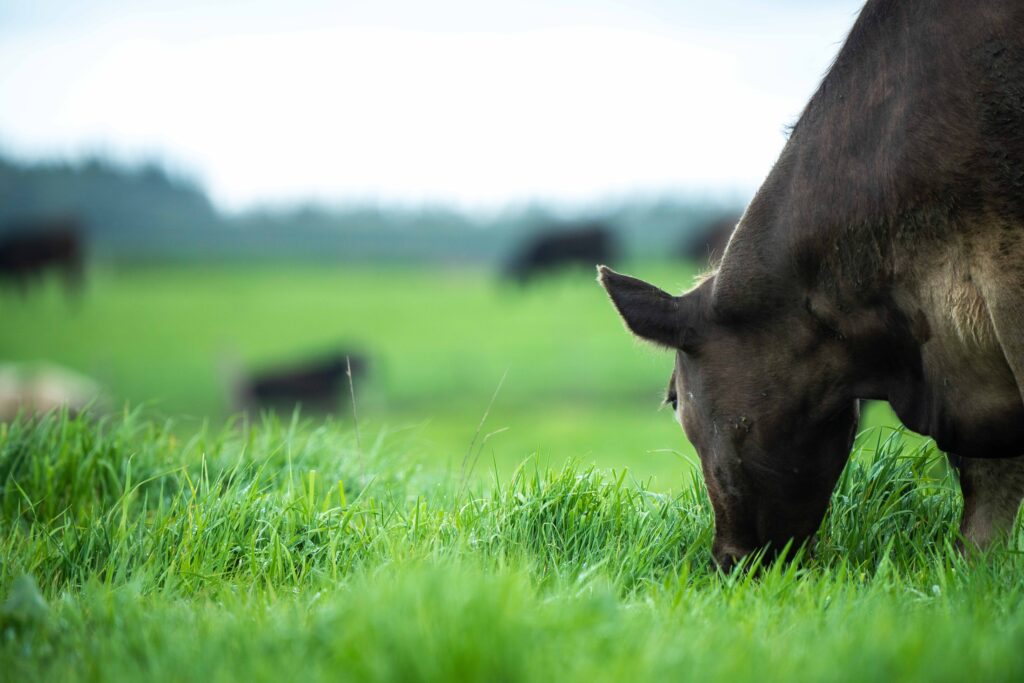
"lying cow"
505,223,617,284
0,363,103,421
599,0,1024,569
0,218,84,297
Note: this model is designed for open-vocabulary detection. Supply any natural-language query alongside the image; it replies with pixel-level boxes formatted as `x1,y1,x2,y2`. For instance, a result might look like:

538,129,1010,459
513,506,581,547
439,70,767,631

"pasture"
2,263,1017,683
0,263,909,487
3,411,1024,682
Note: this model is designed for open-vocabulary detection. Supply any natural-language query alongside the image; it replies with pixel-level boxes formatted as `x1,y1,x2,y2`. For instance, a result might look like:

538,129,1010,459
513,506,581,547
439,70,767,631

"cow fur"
599,0,1024,567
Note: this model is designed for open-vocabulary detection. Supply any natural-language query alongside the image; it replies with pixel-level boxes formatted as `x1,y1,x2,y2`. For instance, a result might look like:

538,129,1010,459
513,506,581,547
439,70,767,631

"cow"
0,363,103,422
598,0,1024,570
233,352,368,416
0,217,85,297
680,215,742,265
505,223,617,284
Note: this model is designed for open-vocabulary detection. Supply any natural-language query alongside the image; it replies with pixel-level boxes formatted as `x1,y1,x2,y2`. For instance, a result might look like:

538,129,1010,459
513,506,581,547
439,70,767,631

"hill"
0,154,742,262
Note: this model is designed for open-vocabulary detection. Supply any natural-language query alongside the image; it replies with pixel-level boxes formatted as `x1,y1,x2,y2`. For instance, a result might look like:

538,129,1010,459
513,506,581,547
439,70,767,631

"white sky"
0,1,864,211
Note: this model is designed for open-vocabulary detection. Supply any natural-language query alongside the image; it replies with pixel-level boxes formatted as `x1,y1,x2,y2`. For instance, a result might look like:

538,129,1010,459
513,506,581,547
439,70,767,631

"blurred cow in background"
505,222,617,284
231,352,369,416
0,217,85,297
679,214,740,265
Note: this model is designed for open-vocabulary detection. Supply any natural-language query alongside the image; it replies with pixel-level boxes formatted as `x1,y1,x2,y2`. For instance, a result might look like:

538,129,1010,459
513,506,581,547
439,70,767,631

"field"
0,263,909,487
4,412,1024,682
3,263,1021,683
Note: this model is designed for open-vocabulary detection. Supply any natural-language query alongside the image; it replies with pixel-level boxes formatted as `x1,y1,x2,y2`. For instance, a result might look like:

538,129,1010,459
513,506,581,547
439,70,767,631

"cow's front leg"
954,454,1024,549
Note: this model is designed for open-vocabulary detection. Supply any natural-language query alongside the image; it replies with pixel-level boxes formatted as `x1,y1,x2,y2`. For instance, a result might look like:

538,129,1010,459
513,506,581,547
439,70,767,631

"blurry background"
0,0,893,489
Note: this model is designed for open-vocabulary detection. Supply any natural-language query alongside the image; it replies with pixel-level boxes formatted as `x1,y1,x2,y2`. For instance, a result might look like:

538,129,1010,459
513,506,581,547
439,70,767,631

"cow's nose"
713,549,743,573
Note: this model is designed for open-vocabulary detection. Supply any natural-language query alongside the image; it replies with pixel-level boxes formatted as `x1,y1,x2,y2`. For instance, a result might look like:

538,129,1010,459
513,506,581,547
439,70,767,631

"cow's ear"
597,266,698,350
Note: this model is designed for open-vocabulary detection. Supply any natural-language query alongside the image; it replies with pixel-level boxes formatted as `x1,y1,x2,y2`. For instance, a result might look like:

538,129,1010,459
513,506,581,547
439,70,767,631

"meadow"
0,262,908,487
2,262,1019,683
3,411,1024,683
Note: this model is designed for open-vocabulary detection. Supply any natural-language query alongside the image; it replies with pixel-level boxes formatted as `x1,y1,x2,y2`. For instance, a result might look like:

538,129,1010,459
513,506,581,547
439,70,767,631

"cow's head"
598,266,858,570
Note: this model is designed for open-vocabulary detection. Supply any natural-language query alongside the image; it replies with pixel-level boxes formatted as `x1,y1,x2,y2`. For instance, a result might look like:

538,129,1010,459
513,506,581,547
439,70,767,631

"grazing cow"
680,215,741,265
599,0,1024,569
0,218,84,296
505,223,616,284
235,353,368,415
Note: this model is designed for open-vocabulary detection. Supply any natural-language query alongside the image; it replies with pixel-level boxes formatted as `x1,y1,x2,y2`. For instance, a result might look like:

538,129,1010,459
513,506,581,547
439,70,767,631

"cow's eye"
664,386,678,412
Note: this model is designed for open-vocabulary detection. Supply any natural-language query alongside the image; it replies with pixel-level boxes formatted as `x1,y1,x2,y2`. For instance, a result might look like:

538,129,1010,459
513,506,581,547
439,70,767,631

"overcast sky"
0,0,865,211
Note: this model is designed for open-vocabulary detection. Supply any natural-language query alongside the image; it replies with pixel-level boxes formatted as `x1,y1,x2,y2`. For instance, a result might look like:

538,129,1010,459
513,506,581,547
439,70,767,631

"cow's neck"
717,1,964,298
711,0,1003,437
714,155,922,395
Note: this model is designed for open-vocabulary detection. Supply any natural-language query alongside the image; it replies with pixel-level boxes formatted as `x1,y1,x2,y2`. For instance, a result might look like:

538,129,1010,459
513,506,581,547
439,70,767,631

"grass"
3,411,1024,682
1,262,994,680
0,262,915,488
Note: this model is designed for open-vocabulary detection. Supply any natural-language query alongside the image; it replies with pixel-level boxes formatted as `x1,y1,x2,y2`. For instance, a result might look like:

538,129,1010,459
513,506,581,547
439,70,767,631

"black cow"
505,223,616,284
236,353,368,415
0,217,85,297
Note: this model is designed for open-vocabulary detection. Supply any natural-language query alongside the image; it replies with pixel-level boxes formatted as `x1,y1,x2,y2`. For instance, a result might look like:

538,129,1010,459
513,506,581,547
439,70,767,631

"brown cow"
599,0,1024,569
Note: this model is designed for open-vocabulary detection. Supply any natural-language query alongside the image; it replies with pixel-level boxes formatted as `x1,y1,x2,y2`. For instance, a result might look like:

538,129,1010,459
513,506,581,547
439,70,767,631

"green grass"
2,264,982,680
2,411,1024,683
0,263,914,488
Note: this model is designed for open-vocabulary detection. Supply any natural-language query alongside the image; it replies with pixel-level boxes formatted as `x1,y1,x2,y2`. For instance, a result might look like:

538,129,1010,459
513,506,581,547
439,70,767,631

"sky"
0,0,865,211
